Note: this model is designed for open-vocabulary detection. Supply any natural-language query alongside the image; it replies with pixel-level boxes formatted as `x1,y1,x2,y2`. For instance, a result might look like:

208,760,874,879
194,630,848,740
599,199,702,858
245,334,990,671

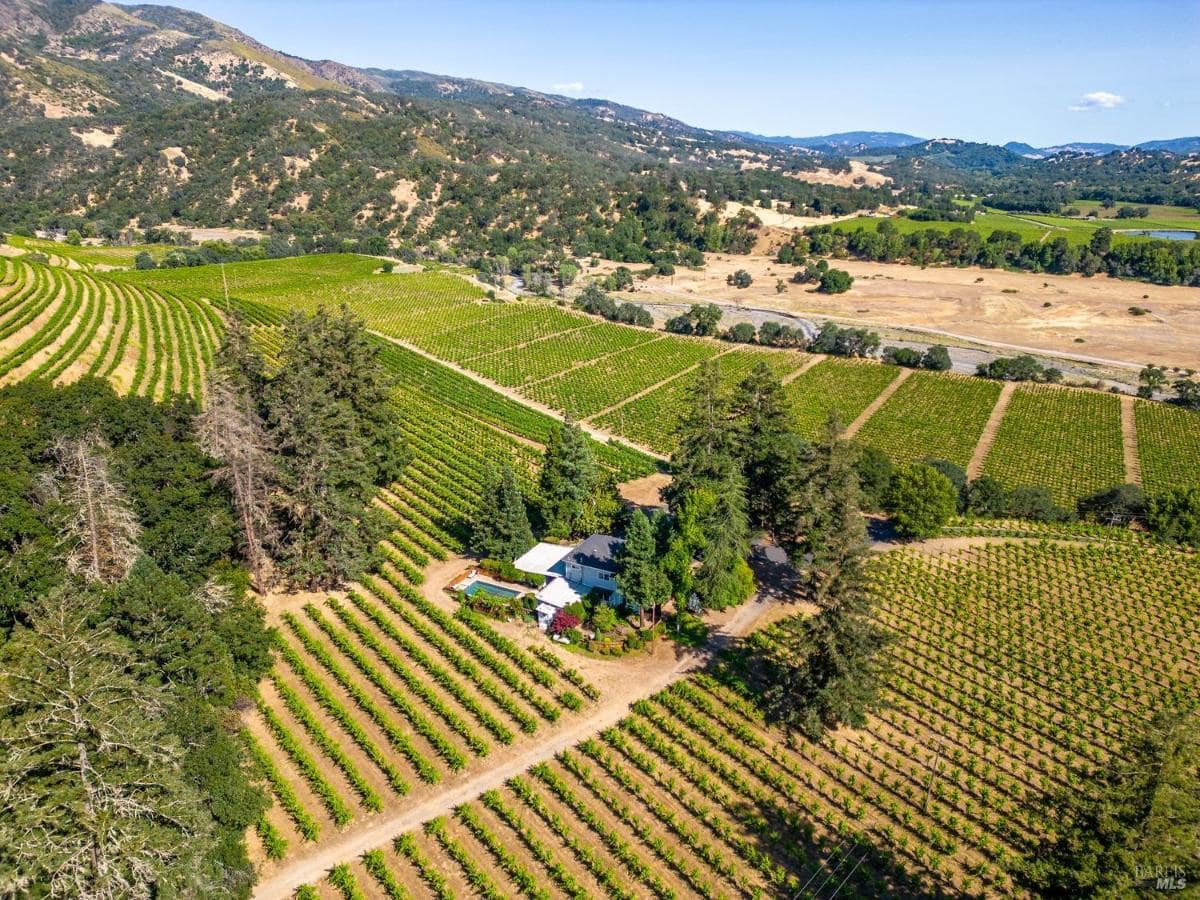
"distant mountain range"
1005,138,1200,158
0,0,1196,242
732,131,1200,158
728,131,926,153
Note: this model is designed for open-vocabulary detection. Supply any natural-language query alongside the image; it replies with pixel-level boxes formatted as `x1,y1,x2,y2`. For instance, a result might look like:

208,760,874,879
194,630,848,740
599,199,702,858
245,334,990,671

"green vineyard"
0,257,222,400
118,253,1200,508
982,385,1126,505
525,335,722,418
593,346,808,454
786,358,902,441
1133,399,1200,494
289,537,1200,899
251,584,599,861
856,371,1002,470
470,322,658,388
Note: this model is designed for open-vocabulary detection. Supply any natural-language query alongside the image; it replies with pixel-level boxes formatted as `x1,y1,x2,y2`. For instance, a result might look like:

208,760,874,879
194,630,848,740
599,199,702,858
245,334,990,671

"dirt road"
251,593,775,899
601,252,1200,371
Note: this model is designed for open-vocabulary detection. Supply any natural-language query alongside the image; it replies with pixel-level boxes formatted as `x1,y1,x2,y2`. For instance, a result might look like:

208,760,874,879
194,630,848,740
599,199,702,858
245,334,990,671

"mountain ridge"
0,0,1196,249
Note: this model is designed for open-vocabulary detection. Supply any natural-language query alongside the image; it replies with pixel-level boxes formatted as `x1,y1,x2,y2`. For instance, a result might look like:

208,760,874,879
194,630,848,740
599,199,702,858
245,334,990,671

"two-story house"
513,534,625,629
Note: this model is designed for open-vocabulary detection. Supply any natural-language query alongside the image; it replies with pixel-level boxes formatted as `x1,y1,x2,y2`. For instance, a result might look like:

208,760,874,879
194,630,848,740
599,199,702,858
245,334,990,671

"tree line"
791,222,1200,287
0,379,272,897
203,307,408,592
0,306,405,897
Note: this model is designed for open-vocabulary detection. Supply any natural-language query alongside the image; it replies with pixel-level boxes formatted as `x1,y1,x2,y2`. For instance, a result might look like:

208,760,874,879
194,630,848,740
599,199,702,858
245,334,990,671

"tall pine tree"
692,467,755,610
472,465,535,561
616,510,670,627
731,361,796,529
538,416,596,537
0,588,218,898
665,360,738,508
263,307,407,588
745,416,888,737
665,359,755,613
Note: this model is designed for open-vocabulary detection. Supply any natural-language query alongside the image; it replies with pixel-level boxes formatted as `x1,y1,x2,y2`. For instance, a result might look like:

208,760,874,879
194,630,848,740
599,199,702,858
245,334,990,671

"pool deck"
448,567,528,598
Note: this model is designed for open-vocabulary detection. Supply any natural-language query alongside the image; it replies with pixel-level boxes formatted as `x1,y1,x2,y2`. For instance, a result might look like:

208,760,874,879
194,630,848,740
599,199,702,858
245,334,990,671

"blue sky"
143,0,1198,146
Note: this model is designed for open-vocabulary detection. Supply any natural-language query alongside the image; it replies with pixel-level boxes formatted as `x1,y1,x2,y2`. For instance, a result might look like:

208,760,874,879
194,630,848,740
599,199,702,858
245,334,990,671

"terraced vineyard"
1133,399,1200,494
420,304,588,364
377,342,657,481
288,537,1200,899
125,255,535,350
5,234,176,270
982,385,1126,504
0,257,222,400
469,321,658,388
592,347,809,454
857,372,1002,469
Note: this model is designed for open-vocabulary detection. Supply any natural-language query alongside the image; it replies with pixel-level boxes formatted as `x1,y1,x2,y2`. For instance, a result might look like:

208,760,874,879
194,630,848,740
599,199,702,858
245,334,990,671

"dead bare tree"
0,589,216,899
197,369,275,593
48,433,141,585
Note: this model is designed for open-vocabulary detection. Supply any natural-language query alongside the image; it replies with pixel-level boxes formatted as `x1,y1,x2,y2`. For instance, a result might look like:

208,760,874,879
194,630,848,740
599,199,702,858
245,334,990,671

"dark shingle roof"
562,534,624,573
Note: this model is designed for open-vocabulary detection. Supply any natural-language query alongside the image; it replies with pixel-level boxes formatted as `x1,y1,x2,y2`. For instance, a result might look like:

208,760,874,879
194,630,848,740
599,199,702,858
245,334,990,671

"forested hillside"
0,0,896,268
882,140,1200,210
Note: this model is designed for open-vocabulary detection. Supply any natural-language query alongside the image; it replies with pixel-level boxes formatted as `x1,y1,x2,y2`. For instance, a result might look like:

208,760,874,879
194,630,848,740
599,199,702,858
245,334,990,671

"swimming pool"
462,578,523,600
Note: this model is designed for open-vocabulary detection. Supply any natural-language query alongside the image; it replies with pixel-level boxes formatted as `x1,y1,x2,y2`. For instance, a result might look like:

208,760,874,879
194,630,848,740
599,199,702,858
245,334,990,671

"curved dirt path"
251,592,777,899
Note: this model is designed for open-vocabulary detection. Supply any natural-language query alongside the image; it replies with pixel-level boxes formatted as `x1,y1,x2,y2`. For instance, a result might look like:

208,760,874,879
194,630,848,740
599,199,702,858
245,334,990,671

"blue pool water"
463,579,522,599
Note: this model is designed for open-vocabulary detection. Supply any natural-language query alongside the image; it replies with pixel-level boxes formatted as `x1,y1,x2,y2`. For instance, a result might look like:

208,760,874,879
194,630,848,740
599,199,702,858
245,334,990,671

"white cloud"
552,81,584,94
1069,91,1126,112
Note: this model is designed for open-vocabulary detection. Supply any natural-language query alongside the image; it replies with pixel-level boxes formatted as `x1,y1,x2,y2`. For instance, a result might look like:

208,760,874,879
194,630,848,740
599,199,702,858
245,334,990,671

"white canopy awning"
536,577,584,610
513,541,574,577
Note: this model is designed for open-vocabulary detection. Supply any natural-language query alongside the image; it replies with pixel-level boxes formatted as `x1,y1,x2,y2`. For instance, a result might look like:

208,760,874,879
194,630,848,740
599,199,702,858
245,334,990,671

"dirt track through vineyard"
251,593,776,899
1120,393,1142,485
968,382,1017,478
368,330,669,461
844,366,911,436
583,346,736,423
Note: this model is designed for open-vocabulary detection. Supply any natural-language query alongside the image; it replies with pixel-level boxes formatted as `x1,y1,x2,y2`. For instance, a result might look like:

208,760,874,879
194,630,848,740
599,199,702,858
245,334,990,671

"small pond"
1117,229,1198,241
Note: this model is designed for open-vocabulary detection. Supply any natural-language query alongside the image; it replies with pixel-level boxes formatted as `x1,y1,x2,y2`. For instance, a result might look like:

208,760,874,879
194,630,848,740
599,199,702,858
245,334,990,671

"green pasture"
831,204,1197,247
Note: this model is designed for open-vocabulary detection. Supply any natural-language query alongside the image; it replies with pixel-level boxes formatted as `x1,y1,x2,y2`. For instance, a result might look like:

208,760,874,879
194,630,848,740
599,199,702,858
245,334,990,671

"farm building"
514,534,625,628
